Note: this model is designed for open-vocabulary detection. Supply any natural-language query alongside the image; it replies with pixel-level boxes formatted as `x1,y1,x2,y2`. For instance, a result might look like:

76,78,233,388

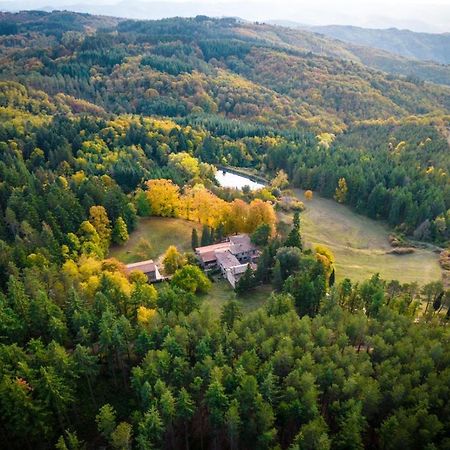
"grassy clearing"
109,217,202,264
201,278,273,316
279,189,442,285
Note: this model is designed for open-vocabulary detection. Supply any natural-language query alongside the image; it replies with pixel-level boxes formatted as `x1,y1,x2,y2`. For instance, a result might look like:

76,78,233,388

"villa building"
195,234,259,287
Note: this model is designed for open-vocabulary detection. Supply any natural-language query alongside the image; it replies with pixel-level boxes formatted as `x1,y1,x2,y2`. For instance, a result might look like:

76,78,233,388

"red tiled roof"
200,251,217,263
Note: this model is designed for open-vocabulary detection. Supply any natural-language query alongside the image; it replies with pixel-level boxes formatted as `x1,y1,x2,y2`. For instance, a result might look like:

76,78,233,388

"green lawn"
201,278,273,316
109,217,202,264
280,189,442,285
109,216,271,316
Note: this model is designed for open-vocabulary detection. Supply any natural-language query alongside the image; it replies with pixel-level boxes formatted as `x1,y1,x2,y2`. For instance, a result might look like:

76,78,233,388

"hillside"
306,24,450,64
267,20,450,85
0,10,449,450
0,9,121,34
1,12,449,133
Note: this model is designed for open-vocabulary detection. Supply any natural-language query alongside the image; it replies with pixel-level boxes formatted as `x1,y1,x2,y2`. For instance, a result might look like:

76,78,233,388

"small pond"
215,169,265,191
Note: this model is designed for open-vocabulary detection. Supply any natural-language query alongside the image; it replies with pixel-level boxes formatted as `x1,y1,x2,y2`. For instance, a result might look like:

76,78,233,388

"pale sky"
1,0,450,32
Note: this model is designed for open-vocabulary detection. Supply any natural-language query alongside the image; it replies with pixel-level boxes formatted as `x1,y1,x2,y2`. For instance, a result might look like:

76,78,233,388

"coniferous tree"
220,300,242,329
284,212,302,250
200,225,212,246
329,268,336,288
272,260,284,291
191,228,199,250
235,264,256,295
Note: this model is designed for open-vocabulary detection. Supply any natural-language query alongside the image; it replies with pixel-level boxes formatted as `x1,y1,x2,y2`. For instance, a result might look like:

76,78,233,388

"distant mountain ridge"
271,22,450,65
0,8,450,85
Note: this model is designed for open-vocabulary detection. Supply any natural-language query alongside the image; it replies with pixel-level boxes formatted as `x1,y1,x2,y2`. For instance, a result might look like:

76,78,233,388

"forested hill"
264,20,450,86
0,12,449,243
0,11,450,450
0,9,121,33
1,12,450,133
304,25,450,65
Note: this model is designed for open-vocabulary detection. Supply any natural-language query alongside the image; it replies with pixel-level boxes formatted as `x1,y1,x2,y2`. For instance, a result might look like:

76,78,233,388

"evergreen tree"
329,268,336,288
272,260,283,291
220,300,242,329
191,228,199,250
255,246,272,283
235,264,256,295
251,223,271,246
284,212,302,250
200,225,212,246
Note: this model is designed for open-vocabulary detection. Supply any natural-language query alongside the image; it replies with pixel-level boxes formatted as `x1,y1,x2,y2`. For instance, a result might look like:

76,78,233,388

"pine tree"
284,212,302,250
220,300,242,329
329,268,336,288
191,228,199,250
96,404,117,442
272,260,283,291
200,225,212,246
255,247,272,283
216,223,225,242
235,264,256,295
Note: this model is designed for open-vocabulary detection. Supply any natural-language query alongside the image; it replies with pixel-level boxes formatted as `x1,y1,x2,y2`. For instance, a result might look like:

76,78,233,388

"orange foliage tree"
145,179,276,235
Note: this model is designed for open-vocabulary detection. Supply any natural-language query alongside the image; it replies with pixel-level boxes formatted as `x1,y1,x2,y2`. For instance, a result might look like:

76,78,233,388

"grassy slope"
112,200,441,286
109,217,202,264
280,189,442,285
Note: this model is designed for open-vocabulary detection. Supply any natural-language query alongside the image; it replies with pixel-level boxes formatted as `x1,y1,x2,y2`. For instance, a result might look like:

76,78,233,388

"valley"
0,10,448,450
112,169,442,285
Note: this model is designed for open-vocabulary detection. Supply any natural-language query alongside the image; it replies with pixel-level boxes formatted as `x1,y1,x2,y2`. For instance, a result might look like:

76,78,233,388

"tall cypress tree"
201,225,213,246
191,228,199,250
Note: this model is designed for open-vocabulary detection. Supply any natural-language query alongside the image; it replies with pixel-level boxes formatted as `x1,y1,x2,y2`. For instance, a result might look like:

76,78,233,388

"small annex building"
195,234,258,288
125,259,163,283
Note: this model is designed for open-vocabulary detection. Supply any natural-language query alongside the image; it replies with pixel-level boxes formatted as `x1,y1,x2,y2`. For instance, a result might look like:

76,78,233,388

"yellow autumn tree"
247,199,277,234
315,245,335,283
271,169,289,189
162,245,186,275
77,221,103,257
334,178,348,204
304,190,313,201
225,199,250,234
168,152,200,179
184,186,229,228
146,179,181,217
89,205,112,253
137,306,158,329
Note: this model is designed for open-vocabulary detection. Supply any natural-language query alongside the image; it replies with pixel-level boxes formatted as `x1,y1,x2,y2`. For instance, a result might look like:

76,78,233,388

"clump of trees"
145,179,277,234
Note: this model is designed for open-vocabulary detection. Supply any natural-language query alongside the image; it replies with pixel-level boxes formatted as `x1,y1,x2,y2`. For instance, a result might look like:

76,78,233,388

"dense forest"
0,10,449,449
